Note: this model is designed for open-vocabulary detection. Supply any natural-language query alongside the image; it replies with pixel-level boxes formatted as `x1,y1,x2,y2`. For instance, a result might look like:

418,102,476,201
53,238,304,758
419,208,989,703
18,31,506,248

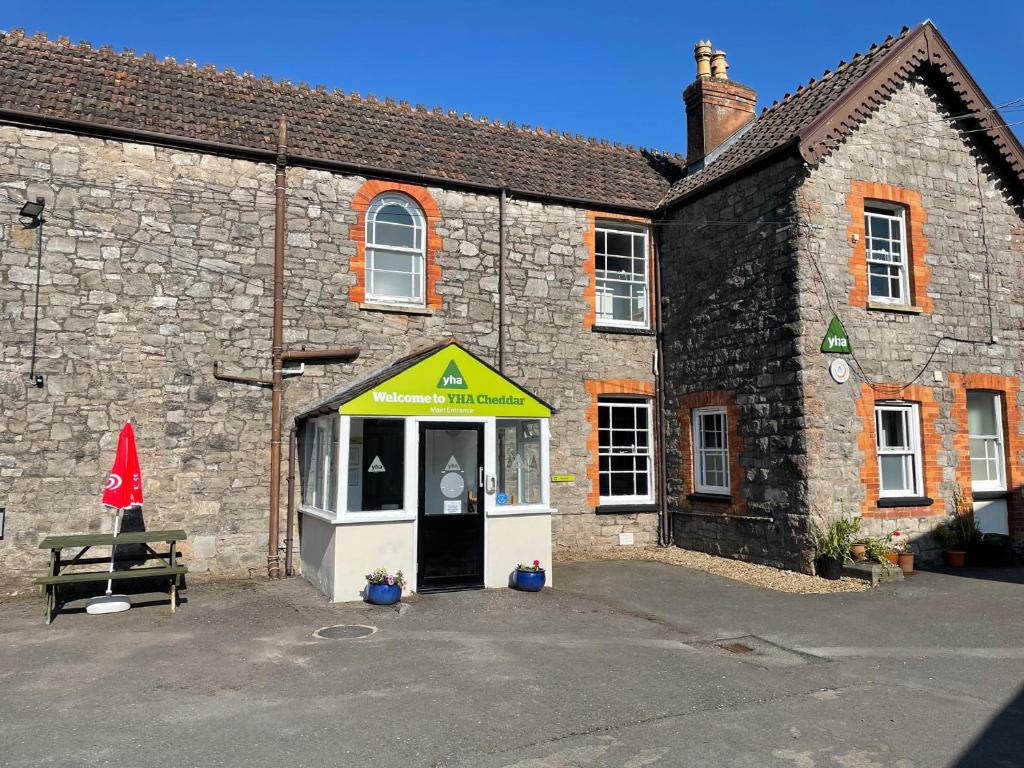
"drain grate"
703,635,822,667
313,624,377,640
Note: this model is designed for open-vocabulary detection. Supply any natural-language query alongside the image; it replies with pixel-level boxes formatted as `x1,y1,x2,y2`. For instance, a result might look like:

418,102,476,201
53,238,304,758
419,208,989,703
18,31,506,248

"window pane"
348,418,405,512
878,410,908,450
323,418,337,513
609,470,634,496
370,249,418,274
967,392,998,436
496,419,542,505
604,231,632,256
879,454,908,492
611,406,635,429
369,266,418,301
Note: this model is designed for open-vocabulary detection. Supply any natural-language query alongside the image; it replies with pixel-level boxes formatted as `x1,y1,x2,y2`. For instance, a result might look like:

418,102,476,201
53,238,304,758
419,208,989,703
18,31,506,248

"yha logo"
437,360,468,390
827,336,848,349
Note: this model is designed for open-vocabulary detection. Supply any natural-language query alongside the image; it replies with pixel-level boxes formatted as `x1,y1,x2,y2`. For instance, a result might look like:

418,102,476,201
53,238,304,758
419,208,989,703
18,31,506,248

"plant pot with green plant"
936,487,982,568
849,541,867,562
887,530,913,573
812,516,861,580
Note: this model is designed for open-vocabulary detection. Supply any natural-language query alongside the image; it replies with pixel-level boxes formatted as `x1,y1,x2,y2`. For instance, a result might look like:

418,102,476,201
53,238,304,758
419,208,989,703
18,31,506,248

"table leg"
170,577,177,613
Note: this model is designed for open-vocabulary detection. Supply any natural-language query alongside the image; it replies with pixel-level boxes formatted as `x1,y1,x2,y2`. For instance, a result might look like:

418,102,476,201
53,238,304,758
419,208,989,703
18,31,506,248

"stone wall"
660,156,812,569
0,126,658,587
796,76,1024,560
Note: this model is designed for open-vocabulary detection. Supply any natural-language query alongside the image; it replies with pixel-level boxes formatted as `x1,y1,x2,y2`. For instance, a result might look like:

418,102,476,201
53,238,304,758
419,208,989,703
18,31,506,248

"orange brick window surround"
950,373,1023,539
349,179,443,309
584,379,656,508
854,383,943,518
677,390,746,514
583,211,655,330
846,180,932,312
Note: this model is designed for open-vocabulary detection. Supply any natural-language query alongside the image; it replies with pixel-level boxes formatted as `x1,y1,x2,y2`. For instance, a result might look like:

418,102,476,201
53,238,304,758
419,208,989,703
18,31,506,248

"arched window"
365,193,426,305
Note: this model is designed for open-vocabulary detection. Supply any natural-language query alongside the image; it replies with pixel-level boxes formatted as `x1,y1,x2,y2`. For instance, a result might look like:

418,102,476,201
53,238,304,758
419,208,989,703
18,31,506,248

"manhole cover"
313,624,377,640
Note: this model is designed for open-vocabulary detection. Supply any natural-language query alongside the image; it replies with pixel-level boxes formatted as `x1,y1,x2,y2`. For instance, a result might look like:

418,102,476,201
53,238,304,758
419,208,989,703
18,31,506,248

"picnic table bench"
36,530,188,624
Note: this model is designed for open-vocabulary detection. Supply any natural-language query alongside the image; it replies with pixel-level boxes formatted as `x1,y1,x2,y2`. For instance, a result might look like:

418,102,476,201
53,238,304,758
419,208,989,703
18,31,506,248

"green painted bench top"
36,565,187,585
38,530,187,549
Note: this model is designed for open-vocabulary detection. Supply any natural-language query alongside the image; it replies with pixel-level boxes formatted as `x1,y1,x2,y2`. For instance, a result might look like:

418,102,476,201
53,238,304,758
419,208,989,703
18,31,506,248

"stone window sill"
867,302,923,315
359,302,434,316
594,503,659,515
592,325,656,337
686,492,733,504
876,496,934,508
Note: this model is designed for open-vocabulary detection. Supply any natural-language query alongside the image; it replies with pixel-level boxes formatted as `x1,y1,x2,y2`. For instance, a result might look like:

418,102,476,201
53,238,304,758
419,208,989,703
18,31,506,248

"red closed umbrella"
102,422,144,510
89,421,144,615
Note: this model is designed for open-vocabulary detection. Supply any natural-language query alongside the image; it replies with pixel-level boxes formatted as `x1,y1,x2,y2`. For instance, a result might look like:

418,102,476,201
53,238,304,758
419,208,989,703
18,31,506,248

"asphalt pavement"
1,559,1021,767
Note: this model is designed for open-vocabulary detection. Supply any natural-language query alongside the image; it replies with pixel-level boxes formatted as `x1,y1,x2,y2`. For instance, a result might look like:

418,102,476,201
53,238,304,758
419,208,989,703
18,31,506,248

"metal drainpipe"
268,116,287,578
653,224,671,547
498,188,507,374
285,424,297,577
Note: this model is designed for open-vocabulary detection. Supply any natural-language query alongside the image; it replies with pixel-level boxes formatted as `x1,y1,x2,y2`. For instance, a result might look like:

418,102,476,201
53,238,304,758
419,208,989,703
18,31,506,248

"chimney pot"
710,50,728,79
694,40,713,79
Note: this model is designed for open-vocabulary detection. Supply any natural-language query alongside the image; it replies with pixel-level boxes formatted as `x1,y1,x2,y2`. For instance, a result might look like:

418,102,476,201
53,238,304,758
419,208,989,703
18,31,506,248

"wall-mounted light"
19,197,45,229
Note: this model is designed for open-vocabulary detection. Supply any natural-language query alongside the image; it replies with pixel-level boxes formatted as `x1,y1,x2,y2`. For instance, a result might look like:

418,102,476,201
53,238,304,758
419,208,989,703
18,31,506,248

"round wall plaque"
829,358,851,384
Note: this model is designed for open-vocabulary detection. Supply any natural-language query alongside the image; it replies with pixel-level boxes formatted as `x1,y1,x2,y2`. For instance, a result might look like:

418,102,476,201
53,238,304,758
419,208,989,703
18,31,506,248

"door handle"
479,467,484,487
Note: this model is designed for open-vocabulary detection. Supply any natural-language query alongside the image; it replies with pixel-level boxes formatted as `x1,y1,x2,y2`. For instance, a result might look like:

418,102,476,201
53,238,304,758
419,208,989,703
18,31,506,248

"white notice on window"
443,500,461,515
368,456,385,473
444,455,461,472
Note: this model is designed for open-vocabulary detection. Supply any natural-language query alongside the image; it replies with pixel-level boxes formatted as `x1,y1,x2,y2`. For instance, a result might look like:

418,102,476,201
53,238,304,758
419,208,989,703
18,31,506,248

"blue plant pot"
514,569,546,592
366,582,401,605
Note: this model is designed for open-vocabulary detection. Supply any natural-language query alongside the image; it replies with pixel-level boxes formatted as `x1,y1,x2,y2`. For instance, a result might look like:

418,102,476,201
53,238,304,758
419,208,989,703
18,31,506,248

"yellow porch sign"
340,345,552,418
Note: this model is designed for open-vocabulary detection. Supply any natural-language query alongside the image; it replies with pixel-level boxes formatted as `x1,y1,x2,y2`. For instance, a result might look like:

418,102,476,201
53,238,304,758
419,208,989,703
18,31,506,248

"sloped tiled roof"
0,29,685,211
2,23,1021,213
664,22,1024,206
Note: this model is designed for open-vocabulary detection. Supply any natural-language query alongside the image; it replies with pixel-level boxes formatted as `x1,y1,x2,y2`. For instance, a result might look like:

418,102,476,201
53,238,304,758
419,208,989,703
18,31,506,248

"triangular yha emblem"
368,456,385,473
820,316,852,354
437,359,468,389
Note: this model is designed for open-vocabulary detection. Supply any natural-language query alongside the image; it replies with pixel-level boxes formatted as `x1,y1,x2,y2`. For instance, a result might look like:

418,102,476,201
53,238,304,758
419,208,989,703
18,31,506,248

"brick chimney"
684,41,756,165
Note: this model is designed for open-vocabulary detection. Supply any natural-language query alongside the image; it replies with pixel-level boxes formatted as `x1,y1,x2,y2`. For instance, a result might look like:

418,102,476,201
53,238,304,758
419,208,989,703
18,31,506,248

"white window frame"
365,192,426,306
594,222,650,329
598,397,654,505
864,203,910,305
693,406,730,495
967,391,1006,492
301,414,340,512
874,402,924,498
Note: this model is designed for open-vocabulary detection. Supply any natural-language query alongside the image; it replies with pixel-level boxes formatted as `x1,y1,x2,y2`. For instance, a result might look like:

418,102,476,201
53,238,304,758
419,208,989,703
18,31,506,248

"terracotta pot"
944,549,967,567
885,551,899,565
897,552,914,573
849,544,867,562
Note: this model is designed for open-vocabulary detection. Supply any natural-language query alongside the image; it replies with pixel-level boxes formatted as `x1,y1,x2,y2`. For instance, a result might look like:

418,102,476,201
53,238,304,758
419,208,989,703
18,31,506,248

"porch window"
346,418,405,512
875,402,923,497
496,419,543,506
865,203,910,304
598,397,653,503
365,193,425,305
967,392,1005,491
595,222,649,327
301,415,338,512
693,406,730,495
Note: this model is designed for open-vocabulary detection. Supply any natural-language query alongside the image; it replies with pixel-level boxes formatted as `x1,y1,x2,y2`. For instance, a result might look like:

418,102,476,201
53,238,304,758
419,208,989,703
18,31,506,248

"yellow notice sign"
340,345,552,418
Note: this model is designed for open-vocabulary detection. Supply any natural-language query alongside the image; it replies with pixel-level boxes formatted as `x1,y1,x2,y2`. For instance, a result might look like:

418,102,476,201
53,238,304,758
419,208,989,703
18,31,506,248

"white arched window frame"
365,193,426,305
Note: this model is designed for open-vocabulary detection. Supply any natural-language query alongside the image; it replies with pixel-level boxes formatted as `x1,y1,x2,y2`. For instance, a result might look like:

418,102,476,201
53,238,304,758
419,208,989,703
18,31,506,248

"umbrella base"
85,594,131,614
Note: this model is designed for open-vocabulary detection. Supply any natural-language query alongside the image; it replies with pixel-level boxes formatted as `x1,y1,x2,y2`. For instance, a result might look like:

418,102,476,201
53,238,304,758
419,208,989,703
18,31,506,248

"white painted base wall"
486,513,553,588
299,510,552,601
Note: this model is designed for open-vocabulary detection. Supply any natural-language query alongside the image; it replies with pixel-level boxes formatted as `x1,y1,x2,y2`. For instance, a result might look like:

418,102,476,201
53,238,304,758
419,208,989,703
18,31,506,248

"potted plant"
812,516,860,580
513,560,546,592
887,530,914,573
365,568,405,605
849,541,868,562
861,536,893,568
936,487,982,567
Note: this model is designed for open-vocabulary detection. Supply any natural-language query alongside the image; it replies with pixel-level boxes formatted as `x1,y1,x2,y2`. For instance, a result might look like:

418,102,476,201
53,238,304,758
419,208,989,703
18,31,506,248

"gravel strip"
556,546,868,594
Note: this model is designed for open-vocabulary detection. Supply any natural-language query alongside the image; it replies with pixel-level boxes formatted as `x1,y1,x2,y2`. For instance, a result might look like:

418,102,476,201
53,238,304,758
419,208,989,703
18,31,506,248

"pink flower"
386,576,395,586
533,559,540,567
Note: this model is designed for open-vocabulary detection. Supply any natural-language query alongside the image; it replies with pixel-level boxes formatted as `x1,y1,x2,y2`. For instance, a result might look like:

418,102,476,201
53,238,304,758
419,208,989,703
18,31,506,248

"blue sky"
4,1,1023,153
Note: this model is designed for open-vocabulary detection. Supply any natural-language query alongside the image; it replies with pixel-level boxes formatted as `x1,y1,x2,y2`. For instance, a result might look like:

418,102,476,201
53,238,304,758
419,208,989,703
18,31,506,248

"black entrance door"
417,422,485,592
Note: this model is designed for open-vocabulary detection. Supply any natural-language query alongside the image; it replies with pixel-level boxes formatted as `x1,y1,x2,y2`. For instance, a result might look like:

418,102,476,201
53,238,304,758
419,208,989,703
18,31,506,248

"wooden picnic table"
37,529,188,624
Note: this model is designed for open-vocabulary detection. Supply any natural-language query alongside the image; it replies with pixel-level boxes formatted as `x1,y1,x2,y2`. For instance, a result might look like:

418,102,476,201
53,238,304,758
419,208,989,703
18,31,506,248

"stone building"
1,20,1021,596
